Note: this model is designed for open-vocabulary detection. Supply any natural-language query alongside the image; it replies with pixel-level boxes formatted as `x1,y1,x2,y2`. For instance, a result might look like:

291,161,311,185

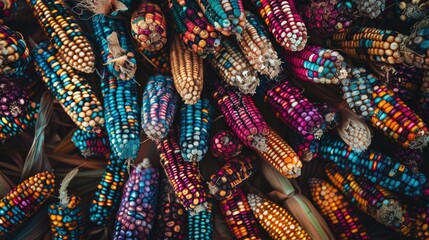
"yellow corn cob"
170,35,204,105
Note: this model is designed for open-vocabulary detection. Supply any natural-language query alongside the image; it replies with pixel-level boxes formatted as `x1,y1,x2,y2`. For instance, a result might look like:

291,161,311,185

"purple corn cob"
210,130,243,160
0,79,28,117
213,82,269,151
265,80,326,140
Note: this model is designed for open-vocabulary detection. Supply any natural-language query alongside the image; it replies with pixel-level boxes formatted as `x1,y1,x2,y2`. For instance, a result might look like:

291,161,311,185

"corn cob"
92,15,137,81
0,25,30,75
131,1,167,52
168,0,221,57
74,0,132,16
283,45,348,84
195,0,245,36
210,130,243,160
157,128,207,213
397,0,428,23
252,0,307,51
301,0,355,37
141,48,171,75
220,189,262,240
336,107,372,153
155,176,187,240
114,158,159,240
314,102,340,129
309,178,369,240
213,82,268,151
208,154,257,200
71,129,110,159
352,0,385,19
142,75,178,142
0,79,28,117
413,204,429,239
418,70,429,123
318,134,427,197
170,35,204,104
209,39,259,94
404,23,429,69
0,101,38,141
89,151,128,226
0,171,55,239
33,42,104,133
236,11,281,79
284,129,319,162
26,0,95,73
327,27,404,64
188,196,213,240
255,128,302,178
0,0,17,18
369,75,429,149
247,193,310,240
48,195,85,240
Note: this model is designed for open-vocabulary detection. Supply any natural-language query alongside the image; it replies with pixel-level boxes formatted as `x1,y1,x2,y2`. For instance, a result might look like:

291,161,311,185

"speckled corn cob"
397,0,428,23
48,195,85,240
0,25,30,75
404,24,429,69
220,189,262,240
252,0,307,51
309,178,369,240
142,75,178,142
33,42,104,133
213,82,268,151
101,71,140,160
141,48,171,74
157,128,207,213
314,102,340,129
131,2,167,52
89,151,128,226
369,76,429,149
179,99,212,162
0,101,38,141
188,196,213,240
0,0,18,18
0,171,55,239
169,0,221,57
208,154,257,200
285,129,319,162
170,35,203,104
265,80,326,140
318,134,427,197
210,39,259,94
71,129,109,159
0,79,28,117
114,159,159,240
327,27,404,64
255,128,302,178
26,0,95,73
92,15,137,81
247,193,310,240
236,11,281,79
352,0,385,18
284,45,347,84
210,130,243,160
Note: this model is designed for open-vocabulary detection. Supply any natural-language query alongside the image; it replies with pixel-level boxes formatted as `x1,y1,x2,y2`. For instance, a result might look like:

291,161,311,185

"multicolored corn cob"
0,25,30,75
170,35,204,104
418,70,429,123
188,196,213,240
314,102,340,129
390,145,424,173
252,0,307,51
283,45,347,84
352,0,385,18
157,128,207,213
265,80,326,140
309,178,369,240
92,15,137,81
301,0,354,37
210,130,243,160
168,0,221,57
397,0,428,23
247,193,310,239
369,76,429,149
114,159,159,240
403,23,429,69
0,101,38,141
141,48,171,74
48,195,85,240
285,129,319,162
26,0,95,73
71,129,109,158
142,75,178,142
412,204,429,239
0,0,17,18
213,82,269,151
255,128,302,178
318,134,427,197
179,99,212,162
33,42,104,133
0,79,28,117
89,151,128,226
220,189,262,240
0,171,55,239
209,39,259,94
327,27,404,64
208,154,257,200
236,11,281,79
131,1,167,52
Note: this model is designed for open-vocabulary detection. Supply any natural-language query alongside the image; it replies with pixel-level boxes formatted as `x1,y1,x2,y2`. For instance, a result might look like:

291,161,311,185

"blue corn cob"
188,196,214,240
48,195,85,240
179,99,213,162
0,101,38,141
92,14,137,81
114,158,159,240
71,129,110,159
142,75,178,142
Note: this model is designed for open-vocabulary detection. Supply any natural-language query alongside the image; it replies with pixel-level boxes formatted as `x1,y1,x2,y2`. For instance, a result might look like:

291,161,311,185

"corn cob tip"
372,199,403,226
286,165,302,178
301,151,314,162
246,193,261,208
190,203,208,216
235,72,259,94
106,32,137,80
409,130,429,150
139,158,151,169
75,0,128,15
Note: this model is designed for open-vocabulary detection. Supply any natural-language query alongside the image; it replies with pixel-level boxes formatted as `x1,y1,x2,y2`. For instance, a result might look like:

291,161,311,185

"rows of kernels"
0,25,30,75
285,130,319,162
352,0,385,19
0,79,28,117
141,48,171,74
71,129,109,159
48,195,85,240
0,101,38,140
210,130,243,160
188,197,213,240
404,25,429,69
